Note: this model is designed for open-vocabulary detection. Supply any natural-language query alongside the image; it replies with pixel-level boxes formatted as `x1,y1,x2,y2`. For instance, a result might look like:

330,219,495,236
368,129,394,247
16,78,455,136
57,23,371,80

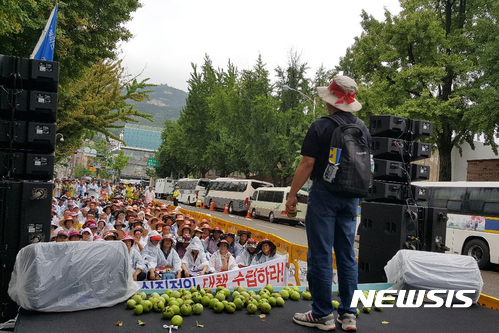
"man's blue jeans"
305,181,359,318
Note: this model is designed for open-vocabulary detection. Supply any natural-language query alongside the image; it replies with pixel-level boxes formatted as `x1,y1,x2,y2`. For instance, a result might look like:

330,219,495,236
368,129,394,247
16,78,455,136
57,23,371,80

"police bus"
204,178,273,214
176,178,210,205
154,178,176,199
412,181,499,268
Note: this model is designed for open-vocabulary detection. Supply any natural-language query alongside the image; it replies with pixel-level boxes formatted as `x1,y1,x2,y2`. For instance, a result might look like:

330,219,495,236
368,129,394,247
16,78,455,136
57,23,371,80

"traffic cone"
210,201,215,211
223,202,229,214
246,206,252,219
202,202,206,209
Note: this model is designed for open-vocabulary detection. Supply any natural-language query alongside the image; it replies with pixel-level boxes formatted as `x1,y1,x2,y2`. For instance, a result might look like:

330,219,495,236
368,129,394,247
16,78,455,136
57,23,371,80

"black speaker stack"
358,115,449,283
0,54,58,319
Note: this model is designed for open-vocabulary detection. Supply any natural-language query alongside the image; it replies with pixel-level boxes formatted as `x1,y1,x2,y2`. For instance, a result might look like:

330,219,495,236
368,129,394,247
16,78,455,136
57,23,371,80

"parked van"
250,186,308,225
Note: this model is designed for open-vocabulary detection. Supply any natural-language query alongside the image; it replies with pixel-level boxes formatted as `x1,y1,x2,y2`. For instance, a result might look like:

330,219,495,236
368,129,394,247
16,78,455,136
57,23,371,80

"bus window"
236,182,247,192
198,180,209,188
484,202,499,215
273,191,284,203
251,191,258,200
430,187,465,213
251,181,271,190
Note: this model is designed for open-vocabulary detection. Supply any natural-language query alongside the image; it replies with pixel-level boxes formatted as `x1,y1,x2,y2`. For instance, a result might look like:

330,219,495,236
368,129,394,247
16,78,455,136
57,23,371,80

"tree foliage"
155,53,325,185
112,150,130,181
0,0,152,162
338,0,499,180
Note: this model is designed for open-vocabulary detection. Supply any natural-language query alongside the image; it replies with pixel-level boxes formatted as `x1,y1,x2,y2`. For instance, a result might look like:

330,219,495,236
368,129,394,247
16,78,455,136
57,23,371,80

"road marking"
255,223,279,231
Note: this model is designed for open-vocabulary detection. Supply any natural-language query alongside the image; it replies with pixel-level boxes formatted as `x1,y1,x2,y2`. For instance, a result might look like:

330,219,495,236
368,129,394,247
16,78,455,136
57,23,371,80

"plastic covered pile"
385,250,483,303
8,241,140,312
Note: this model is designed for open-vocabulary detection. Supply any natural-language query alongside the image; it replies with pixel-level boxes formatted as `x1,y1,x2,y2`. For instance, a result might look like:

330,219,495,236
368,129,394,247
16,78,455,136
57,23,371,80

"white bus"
250,186,308,225
412,181,499,268
176,178,210,205
154,178,176,199
204,178,273,214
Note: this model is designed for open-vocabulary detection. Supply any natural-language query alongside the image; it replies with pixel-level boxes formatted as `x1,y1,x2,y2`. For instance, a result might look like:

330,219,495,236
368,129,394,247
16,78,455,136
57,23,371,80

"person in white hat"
287,76,369,332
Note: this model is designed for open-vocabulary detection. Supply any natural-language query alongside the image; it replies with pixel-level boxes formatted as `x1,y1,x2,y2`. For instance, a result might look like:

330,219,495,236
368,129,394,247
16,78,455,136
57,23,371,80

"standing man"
144,186,155,204
287,76,370,332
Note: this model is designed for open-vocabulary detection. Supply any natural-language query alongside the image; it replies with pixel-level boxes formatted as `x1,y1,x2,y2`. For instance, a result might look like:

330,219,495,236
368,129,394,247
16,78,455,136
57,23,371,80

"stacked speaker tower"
0,54,58,318
358,115,449,283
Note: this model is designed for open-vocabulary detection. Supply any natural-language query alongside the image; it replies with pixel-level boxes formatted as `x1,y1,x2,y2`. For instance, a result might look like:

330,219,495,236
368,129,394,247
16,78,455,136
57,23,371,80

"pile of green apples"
125,284,314,328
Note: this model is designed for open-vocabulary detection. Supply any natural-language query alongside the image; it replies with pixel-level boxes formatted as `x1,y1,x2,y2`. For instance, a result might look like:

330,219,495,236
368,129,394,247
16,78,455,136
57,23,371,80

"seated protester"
181,236,210,277
237,230,252,248
176,234,191,259
177,222,192,239
209,239,237,273
96,219,107,236
50,220,59,240
78,207,89,224
193,227,209,257
114,220,128,239
60,216,77,234
225,232,243,258
159,234,182,279
171,214,184,236
141,231,164,280
151,218,166,233
103,229,119,241
80,227,93,241
68,230,82,241
130,226,148,252
88,223,98,236
102,205,113,223
55,229,69,242
204,226,223,254
93,235,104,242
122,235,147,281
236,238,258,268
161,225,172,238
200,223,211,240
251,239,281,265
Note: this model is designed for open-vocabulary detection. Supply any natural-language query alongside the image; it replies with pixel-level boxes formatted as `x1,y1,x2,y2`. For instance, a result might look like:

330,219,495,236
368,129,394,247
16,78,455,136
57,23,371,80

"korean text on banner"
139,256,288,291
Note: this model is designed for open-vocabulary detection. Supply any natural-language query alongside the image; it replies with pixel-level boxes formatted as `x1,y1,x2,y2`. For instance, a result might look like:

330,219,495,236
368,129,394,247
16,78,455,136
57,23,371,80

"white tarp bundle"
8,241,140,312
385,250,483,303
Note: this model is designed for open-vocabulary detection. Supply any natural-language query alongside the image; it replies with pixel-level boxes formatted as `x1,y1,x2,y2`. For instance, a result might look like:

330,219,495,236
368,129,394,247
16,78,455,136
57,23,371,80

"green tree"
112,150,129,181
73,164,91,179
338,0,499,180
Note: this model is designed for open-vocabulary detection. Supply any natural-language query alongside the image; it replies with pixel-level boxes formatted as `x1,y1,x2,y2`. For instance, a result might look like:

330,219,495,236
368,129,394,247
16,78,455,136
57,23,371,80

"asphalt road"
164,201,499,298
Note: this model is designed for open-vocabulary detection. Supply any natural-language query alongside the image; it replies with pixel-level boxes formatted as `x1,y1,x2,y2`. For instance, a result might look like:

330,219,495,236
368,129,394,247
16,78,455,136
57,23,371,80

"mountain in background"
128,84,187,127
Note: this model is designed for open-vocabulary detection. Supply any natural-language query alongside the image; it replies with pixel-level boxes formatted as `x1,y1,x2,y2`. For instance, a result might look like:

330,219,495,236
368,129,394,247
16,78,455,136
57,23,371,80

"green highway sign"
147,158,159,167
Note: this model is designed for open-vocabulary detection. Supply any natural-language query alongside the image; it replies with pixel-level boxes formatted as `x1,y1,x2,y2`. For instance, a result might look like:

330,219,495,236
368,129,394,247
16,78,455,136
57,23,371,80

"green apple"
216,286,224,293
200,289,207,297
201,296,211,307
233,297,244,310
126,299,136,309
253,295,261,302
176,298,184,306
290,291,300,301
216,292,226,302
170,304,180,315
151,292,160,299
153,300,165,312
193,303,204,315
161,294,170,302
141,300,152,313
225,302,236,313
332,300,340,310
171,290,181,299
291,286,300,293
180,304,192,316
279,290,290,300
162,306,175,319
283,286,290,291
276,297,285,307
133,304,143,315
356,308,360,317
265,284,274,293
190,286,198,293
232,291,241,299
259,302,271,314
171,315,183,327
247,303,258,314
192,294,203,303
214,301,225,313
241,292,250,298
302,291,312,300
362,306,371,313
132,295,142,304
206,293,214,300
168,299,179,307
139,292,147,300
268,297,277,307
209,298,219,309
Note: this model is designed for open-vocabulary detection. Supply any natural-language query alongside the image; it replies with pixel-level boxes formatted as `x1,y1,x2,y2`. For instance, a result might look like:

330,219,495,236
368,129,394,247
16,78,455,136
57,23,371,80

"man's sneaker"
293,310,336,331
337,313,357,331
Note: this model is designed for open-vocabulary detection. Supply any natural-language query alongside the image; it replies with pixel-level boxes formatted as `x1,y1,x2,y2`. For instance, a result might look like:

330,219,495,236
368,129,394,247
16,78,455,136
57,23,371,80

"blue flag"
30,4,58,61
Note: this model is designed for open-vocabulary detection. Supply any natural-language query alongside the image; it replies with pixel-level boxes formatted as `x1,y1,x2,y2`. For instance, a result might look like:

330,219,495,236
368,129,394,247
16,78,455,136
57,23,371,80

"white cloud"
120,0,402,91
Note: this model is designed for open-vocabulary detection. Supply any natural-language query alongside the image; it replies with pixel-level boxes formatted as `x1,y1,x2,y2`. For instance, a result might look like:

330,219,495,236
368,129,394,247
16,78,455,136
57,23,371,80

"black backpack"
321,114,371,198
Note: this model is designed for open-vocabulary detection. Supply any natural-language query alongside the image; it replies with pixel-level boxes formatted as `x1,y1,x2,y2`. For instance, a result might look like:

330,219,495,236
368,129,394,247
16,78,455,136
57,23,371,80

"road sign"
89,167,96,172
147,158,159,167
108,171,115,174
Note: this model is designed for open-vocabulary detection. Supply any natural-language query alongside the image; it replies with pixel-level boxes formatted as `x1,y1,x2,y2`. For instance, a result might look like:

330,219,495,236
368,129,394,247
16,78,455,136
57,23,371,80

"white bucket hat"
317,75,362,112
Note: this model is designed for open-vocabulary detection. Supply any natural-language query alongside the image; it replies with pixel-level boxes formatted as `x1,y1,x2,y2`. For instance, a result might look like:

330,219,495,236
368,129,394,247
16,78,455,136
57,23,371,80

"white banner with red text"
139,256,288,291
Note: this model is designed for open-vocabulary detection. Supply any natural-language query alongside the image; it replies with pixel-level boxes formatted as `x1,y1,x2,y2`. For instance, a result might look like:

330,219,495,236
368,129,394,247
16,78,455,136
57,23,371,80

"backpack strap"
323,113,347,127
